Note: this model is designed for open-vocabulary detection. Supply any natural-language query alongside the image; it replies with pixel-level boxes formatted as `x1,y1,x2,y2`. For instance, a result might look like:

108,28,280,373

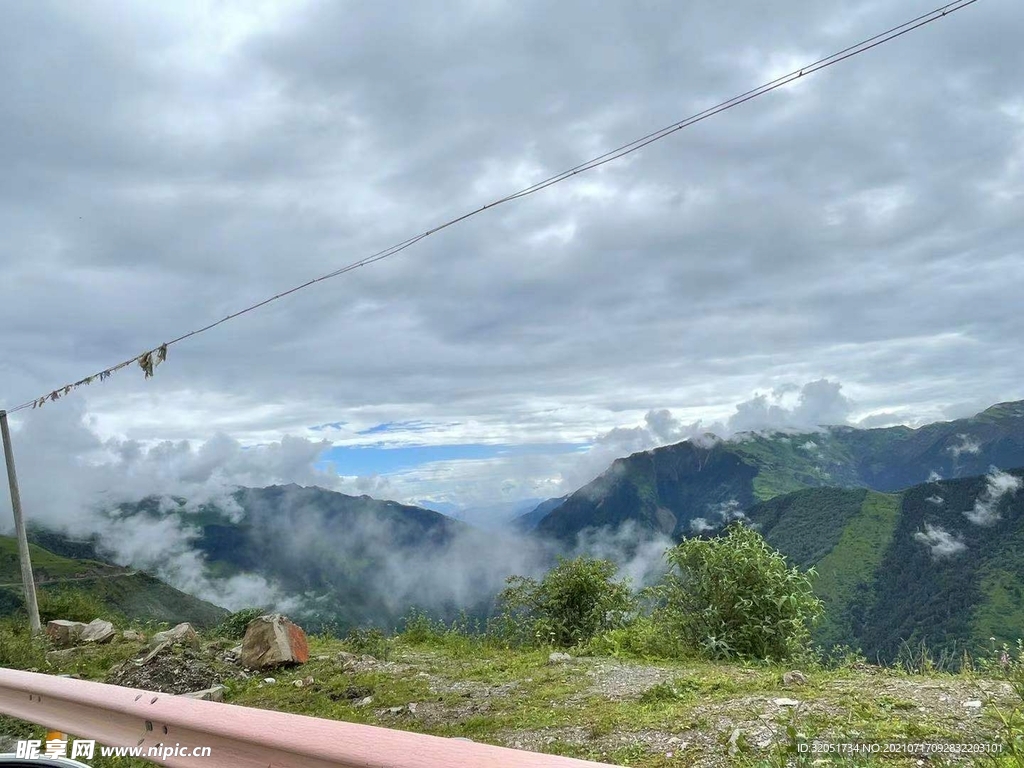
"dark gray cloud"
0,0,1021,505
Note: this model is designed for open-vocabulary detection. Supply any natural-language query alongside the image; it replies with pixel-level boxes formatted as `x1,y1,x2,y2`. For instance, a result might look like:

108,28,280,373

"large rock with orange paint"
239,614,309,669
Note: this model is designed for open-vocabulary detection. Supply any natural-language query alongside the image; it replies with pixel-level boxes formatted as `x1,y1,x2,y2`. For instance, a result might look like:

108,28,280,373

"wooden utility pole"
0,410,41,635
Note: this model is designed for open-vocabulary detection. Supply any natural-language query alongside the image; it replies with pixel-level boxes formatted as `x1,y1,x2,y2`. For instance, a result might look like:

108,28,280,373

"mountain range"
6,400,1022,661
528,400,1024,542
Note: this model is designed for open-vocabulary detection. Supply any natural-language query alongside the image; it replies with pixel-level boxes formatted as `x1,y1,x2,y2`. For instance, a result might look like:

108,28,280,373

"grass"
0,616,1021,766
811,491,901,649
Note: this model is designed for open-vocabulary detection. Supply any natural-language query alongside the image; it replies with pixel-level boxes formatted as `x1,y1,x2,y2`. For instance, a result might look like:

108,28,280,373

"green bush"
496,556,635,648
36,587,108,624
343,626,392,660
215,607,266,640
658,523,822,661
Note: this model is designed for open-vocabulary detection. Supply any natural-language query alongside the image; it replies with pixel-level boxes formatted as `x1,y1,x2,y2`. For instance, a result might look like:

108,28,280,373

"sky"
1,0,1022,514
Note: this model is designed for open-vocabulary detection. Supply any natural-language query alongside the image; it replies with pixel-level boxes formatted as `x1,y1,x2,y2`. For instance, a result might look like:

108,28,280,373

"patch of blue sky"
356,420,437,435
319,441,589,476
309,421,346,432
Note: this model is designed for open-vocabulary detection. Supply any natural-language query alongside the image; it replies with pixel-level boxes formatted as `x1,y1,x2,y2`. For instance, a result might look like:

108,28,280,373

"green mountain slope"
0,536,227,627
745,472,1024,661
534,400,1024,543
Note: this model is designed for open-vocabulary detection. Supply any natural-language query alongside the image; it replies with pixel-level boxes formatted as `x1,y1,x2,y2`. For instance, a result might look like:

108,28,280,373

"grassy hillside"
0,535,227,628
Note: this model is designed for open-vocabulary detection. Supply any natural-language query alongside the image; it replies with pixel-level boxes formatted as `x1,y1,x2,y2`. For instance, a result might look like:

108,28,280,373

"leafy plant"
495,556,635,648
214,607,266,640
343,626,392,661
658,523,822,661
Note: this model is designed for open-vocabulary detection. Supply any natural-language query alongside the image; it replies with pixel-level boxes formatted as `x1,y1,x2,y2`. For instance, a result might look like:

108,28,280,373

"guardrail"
0,668,618,767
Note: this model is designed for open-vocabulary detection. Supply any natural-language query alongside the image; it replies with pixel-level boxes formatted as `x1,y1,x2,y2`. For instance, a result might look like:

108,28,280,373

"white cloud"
965,468,1022,526
948,434,982,459
914,523,966,559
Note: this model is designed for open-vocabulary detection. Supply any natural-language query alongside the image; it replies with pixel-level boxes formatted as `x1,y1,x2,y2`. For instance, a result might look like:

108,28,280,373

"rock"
727,728,743,757
387,706,404,714
46,620,88,648
121,630,146,642
292,676,315,688
45,648,81,661
240,614,309,669
548,652,572,664
774,698,801,707
140,641,172,665
782,670,808,687
963,700,982,709
150,623,199,649
182,685,226,702
81,619,115,644
263,677,277,685
407,702,418,714
354,696,373,708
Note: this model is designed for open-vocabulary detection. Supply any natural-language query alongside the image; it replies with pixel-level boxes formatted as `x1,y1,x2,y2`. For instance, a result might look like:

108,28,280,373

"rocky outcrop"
46,620,88,648
239,614,309,669
81,619,116,644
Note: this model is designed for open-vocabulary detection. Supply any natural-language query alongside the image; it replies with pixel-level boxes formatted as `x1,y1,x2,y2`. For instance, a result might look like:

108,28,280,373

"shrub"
36,587,108,625
215,607,266,640
583,613,685,659
658,523,822,661
344,626,392,660
496,556,635,648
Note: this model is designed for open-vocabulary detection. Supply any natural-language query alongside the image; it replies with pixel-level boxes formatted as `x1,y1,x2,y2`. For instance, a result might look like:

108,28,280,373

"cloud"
690,518,714,533
948,434,982,459
0,402,336,610
687,499,746,535
727,380,854,433
0,0,1021,498
914,523,967,559
964,467,1022,526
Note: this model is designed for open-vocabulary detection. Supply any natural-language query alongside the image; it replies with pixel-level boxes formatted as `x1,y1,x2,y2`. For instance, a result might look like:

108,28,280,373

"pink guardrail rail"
0,667,619,767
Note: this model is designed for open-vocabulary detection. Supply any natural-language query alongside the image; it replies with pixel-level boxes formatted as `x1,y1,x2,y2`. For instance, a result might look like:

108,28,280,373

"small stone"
121,629,146,642
782,670,808,687
407,702,418,713
263,677,277,685
387,706,404,714
548,652,572,664
354,696,373,708
963,700,982,708
774,698,800,707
